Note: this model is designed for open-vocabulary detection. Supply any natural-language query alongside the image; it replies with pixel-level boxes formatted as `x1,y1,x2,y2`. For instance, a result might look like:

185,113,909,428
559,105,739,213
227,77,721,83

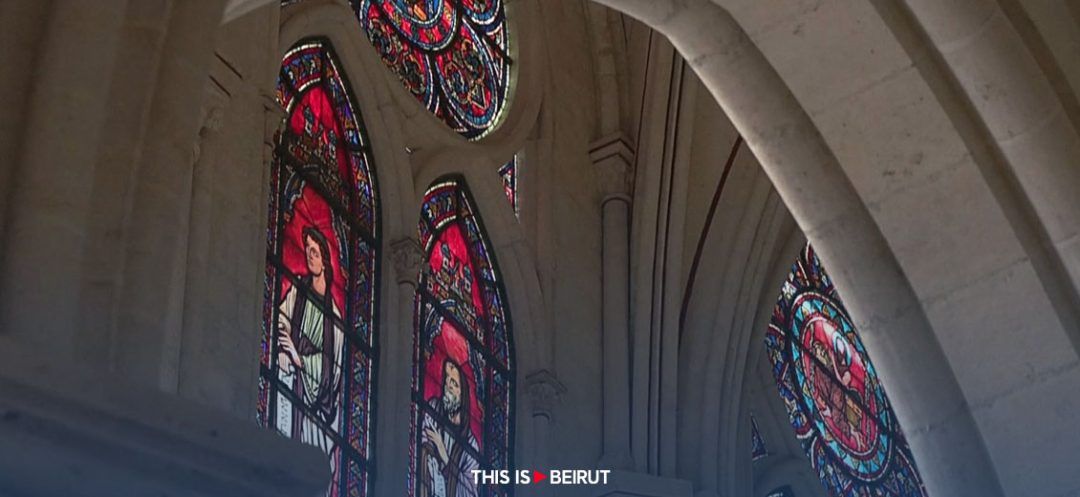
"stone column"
111,0,228,390
0,0,129,357
592,134,636,470
75,0,177,368
375,237,425,497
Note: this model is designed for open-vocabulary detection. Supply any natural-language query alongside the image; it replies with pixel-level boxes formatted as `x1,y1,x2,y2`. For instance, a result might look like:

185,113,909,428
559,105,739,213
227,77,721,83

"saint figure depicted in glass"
258,39,380,497
352,0,512,139
764,244,927,497
410,177,514,497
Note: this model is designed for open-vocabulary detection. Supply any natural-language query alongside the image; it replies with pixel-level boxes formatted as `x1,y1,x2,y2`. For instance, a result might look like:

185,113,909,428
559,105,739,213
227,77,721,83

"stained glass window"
353,0,511,140
751,413,769,461
498,155,517,214
410,176,515,497
258,39,380,497
764,244,927,497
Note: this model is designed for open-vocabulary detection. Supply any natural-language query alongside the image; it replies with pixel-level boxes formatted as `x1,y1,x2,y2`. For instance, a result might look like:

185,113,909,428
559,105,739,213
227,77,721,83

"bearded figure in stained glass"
420,357,480,497
410,178,514,497
276,225,346,454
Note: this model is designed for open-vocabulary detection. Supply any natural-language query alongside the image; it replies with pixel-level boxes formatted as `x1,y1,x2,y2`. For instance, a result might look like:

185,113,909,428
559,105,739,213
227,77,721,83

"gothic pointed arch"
765,244,927,497
257,38,381,497
410,175,515,497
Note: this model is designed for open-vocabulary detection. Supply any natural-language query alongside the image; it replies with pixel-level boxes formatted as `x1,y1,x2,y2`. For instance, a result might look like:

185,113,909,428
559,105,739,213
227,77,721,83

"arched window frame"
497,154,518,215
409,174,516,497
257,37,382,497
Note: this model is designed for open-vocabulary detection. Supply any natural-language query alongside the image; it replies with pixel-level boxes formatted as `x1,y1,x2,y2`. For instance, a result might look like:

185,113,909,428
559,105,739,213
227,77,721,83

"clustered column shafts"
593,135,636,470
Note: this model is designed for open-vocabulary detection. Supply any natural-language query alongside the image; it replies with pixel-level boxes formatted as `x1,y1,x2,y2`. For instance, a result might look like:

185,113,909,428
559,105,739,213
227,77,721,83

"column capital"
260,88,284,116
590,132,635,199
525,369,567,420
390,237,424,286
260,89,286,146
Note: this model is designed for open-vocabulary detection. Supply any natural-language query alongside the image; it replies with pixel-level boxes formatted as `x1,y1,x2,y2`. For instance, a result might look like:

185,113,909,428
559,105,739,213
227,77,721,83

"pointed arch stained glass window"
258,39,380,497
764,244,927,497
498,155,517,214
751,413,769,461
410,176,515,497
353,0,511,140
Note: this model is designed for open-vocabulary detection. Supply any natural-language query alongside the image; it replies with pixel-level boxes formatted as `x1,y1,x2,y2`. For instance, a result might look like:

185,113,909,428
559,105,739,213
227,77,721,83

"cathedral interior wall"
2,0,1080,496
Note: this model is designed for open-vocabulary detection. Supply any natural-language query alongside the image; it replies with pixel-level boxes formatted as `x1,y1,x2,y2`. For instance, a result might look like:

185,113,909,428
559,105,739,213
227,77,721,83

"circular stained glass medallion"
354,0,511,140
764,244,927,497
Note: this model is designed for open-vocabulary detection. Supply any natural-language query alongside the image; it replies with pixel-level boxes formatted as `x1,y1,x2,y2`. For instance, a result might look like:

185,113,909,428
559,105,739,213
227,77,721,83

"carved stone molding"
590,132,635,200
390,237,424,286
525,369,567,420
